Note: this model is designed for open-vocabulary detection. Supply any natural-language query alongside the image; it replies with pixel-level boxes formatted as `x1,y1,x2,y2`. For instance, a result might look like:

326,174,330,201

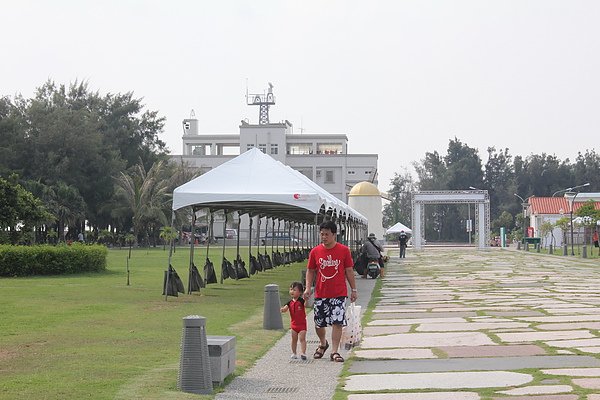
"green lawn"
0,246,306,400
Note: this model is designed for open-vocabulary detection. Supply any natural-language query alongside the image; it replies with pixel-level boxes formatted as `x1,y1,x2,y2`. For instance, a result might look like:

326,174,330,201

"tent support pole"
221,211,227,284
164,210,176,301
188,208,196,294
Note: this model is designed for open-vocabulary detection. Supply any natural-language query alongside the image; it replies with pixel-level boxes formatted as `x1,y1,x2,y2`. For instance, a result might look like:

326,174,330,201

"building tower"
348,181,384,239
246,83,275,124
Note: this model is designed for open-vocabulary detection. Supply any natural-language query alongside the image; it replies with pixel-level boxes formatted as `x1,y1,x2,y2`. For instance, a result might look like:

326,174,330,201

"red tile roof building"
528,196,600,247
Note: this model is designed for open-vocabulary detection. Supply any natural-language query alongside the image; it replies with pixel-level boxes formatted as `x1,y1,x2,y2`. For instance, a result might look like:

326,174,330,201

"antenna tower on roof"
246,82,275,124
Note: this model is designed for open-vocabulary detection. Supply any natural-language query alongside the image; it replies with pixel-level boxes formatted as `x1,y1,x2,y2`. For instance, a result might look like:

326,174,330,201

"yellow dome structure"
348,181,381,197
348,181,384,240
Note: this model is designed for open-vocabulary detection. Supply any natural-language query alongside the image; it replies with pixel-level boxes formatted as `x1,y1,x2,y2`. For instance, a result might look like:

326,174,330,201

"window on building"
258,144,267,153
317,143,343,155
192,144,210,156
325,170,334,183
270,144,278,155
316,170,322,178
247,144,255,151
365,170,372,175
347,170,355,175
287,144,313,155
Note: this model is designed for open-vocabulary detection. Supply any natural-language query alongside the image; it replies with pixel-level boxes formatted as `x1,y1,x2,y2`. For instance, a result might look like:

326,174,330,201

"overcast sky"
3,1,600,191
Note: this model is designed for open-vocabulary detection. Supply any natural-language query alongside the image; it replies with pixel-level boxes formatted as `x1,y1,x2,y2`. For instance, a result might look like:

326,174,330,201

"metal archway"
411,190,490,250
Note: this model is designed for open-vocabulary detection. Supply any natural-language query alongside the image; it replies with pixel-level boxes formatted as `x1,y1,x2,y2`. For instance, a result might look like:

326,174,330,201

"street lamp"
552,183,590,197
564,191,579,256
514,193,532,243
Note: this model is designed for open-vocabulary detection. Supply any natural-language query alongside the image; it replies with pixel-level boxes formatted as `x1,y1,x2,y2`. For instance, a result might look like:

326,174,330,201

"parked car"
260,232,299,246
214,229,237,240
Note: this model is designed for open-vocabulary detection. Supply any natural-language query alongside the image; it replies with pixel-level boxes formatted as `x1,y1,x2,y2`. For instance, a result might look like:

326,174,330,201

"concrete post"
525,242,529,251
536,243,541,253
583,245,587,258
517,242,521,250
563,244,568,256
178,315,212,395
548,244,553,254
264,284,284,330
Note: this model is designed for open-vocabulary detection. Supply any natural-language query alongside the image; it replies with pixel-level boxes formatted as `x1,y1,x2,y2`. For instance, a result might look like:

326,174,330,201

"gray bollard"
583,245,587,258
536,243,541,253
525,242,529,251
178,315,212,395
264,284,284,330
563,244,568,256
517,242,521,250
548,244,553,254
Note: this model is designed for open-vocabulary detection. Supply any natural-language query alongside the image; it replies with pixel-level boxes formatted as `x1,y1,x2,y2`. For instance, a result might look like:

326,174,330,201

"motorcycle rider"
361,233,384,278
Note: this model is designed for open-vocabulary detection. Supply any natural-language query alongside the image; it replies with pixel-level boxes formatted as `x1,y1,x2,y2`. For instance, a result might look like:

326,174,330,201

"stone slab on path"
496,385,572,395
360,331,496,348
496,330,595,343
371,311,477,319
437,344,546,358
354,348,437,360
349,355,600,374
363,325,412,336
348,393,481,400
491,396,578,400
344,371,533,391
541,367,600,376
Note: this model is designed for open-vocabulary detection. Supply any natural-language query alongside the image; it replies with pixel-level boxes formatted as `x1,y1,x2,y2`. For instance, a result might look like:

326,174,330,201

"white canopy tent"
386,222,412,235
166,148,367,298
172,148,367,224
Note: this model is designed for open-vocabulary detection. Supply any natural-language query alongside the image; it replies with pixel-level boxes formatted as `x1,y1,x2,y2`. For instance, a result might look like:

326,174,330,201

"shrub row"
0,244,108,276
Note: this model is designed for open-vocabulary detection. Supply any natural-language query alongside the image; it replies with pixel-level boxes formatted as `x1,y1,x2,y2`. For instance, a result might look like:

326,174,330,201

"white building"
174,117,378,204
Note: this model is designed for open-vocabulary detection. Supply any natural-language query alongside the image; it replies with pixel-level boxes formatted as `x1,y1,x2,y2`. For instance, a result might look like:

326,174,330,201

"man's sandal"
313,341,329,359
330,352,344,362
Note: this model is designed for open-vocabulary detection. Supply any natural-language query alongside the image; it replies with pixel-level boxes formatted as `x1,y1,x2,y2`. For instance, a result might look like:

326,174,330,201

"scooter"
366,259,380,279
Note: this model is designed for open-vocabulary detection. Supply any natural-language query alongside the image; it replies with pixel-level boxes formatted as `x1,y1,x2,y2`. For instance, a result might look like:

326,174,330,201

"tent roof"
172,148,367,224
386,222,412,234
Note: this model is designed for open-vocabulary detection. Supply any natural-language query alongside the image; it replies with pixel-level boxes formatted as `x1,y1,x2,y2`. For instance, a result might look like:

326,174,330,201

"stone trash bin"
178,315,212,395
263,284,284,330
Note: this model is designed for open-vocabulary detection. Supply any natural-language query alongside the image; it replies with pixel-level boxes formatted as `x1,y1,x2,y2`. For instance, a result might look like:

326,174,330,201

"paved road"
346,247,600,400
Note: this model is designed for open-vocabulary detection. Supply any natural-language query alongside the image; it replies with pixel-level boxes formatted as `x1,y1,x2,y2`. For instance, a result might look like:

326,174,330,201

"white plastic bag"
342,302,362,350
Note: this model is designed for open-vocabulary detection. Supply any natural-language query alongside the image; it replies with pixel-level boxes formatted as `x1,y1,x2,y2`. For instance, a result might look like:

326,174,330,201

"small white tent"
386,222,412,235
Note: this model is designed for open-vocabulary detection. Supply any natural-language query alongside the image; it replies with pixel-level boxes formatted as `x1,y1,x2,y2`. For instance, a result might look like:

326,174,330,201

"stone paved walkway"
345,247,600,400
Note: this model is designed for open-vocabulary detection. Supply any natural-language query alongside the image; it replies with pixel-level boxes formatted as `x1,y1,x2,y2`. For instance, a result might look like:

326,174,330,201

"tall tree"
573,150,600,190
382,169,415,228
484,146,517,230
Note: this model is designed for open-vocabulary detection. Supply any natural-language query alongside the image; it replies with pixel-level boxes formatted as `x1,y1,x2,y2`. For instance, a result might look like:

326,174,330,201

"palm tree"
113,160,169,246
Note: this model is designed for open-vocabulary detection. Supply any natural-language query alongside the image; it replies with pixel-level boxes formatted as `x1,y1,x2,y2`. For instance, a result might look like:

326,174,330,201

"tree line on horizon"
383,138,600,242
2,81,600,245
0,80,198,246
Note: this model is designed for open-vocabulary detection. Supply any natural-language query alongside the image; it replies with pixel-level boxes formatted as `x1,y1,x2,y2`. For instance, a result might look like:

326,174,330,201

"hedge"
0,244,108,276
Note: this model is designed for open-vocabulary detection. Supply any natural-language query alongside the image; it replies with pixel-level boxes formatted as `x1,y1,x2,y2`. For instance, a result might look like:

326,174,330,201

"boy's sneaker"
300,354,307,360
290,354,298,359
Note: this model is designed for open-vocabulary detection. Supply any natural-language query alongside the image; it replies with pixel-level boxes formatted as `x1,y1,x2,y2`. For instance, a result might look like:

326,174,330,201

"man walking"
398,231,408,258
304,221,357,363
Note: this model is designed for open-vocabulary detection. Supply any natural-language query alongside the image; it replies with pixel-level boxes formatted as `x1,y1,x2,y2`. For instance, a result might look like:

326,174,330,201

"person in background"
398,231,408,258
361,233,384,278
303,220,357,363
